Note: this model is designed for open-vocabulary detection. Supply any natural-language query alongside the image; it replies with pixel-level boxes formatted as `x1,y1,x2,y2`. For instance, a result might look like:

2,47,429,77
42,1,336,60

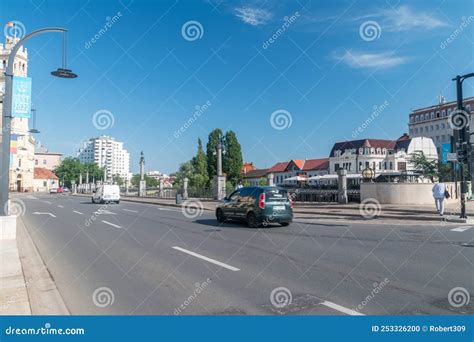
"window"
382,148,387,155
43,159,47,165
398,162,407,171
415,115,419,122
43,181,47,187
436,124,439,130
35,160,38,165
389,162,393,170
442,110,446,117
441,123,445,129
334,163,340,172
430,111,435,119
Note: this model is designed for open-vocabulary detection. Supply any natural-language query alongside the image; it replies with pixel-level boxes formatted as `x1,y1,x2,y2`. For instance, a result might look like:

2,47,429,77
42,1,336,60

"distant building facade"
33,167,59,192
77,136,131,182
34,145,62,171
329,135,438,176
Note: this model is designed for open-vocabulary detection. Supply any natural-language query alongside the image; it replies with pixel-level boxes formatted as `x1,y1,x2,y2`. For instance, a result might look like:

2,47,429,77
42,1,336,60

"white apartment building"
77,136,130,182
329,134,438,177
408,96,474,154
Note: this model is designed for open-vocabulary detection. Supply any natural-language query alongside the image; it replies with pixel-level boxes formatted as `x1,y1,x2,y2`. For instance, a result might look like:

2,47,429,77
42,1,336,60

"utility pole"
452,73,474,219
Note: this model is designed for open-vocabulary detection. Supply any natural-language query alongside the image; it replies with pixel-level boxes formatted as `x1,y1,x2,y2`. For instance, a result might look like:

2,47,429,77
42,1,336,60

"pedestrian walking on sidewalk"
432,180,448,216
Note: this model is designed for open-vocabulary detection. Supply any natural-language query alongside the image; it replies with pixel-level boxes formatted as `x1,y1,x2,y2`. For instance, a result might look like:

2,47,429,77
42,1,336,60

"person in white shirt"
432,181,447,216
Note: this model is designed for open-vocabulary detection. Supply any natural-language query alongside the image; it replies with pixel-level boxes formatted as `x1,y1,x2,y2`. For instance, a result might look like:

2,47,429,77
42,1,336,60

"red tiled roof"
302,158,329,171
292,160,305,169
242,169,268,178
268,161,289,173
34,168,58,180
241,162,256,173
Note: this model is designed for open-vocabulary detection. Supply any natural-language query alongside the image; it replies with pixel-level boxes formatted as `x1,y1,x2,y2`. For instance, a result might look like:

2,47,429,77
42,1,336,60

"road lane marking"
32,212,56,218
450,226,473,232
172,246,240,272
320,301,364,316
42,200,52,204
57,205,64,208
73,210,83,215
157,207,182,212
95,210,116,215
122,208,138,213
101,220,122,229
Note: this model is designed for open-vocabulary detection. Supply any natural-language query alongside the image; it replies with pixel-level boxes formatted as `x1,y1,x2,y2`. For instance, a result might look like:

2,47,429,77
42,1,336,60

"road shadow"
194,219,285,230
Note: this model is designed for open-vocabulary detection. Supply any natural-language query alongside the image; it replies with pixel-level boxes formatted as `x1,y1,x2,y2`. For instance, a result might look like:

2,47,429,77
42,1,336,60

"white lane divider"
73,210,83,215
101,220,122,229
57,205,64,208
320,300,364,316
95,210,116,215
450,226,473,232
42,200,52,204
122,208,138,213
32,212,56,218
172,246,240,272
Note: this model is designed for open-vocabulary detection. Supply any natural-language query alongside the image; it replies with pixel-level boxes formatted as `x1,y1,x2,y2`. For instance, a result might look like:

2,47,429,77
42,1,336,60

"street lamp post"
213,135,226,200
1,28,77,216
452,73,474,219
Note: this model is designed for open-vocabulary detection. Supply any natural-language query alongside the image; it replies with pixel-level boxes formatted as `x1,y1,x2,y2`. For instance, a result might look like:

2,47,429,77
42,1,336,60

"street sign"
440,143,452,164
446,153,458,162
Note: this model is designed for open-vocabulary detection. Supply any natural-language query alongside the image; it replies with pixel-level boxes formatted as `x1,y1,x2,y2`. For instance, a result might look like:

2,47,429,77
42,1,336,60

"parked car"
216,186,293,228
62,187,70,193
57,187,64,193
49,187,58,194
92,185,121,204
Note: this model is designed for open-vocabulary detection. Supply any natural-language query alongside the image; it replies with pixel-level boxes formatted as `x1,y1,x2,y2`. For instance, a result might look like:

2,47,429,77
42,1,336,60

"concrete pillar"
183,177,189,200
267,173,274,186
159,179,164,198
213,175,226,200
138,151,146,197
337,169,348,204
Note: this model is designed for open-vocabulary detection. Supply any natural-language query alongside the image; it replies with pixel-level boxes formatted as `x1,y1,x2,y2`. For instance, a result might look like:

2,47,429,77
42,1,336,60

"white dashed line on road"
73,210,83,215
320,301,364,316
122,209,138,213
157,207,181,212
172,246,240,272
32,212,56,218
450,226,473,232
57,205,64,208
42,200,52,204
101,220,122,229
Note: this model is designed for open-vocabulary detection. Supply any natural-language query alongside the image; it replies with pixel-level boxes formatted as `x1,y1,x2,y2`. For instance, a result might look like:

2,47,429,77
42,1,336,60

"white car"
92,185,121,204
50,188,58,194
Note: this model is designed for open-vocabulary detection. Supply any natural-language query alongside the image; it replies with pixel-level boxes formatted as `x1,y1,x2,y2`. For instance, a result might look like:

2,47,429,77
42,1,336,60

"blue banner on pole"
11,76,32,118
440,143,452,164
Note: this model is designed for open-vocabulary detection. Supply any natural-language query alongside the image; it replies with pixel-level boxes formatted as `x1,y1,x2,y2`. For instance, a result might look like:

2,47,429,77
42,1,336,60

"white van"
92,185,121,204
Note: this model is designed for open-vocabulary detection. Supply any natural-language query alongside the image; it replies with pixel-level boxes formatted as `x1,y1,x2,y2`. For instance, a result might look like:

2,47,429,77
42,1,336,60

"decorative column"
267,173,274,186
337,169,348,204
213,135,226,200
159,179,164,198
138,151,146,197
183,177,189,200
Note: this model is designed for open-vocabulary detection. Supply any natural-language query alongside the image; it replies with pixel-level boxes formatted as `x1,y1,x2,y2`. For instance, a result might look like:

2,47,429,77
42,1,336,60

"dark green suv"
216,186,293,228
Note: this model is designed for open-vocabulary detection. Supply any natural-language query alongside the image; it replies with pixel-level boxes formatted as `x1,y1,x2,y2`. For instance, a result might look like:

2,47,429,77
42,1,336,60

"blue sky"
1,0,473,173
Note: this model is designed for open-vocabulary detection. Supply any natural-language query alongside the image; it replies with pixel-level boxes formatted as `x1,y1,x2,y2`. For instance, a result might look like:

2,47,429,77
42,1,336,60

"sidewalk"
0,236,31,315
75,193,473,225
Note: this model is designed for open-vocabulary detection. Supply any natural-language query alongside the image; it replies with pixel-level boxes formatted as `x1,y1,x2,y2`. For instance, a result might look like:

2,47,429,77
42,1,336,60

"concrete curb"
16,216,69,315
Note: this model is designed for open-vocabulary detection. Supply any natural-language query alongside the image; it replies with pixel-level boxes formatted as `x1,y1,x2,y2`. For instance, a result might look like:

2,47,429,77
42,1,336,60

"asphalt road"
15,193,474,315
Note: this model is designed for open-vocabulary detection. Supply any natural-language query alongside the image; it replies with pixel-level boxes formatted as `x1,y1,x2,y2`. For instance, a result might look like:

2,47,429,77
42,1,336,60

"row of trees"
54,157,106,188
173,129,243,190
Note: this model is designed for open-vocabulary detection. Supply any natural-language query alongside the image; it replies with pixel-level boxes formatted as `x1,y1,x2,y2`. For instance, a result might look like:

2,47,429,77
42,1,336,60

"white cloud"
337,50,410,69
359,5,447,32
234,7,273,26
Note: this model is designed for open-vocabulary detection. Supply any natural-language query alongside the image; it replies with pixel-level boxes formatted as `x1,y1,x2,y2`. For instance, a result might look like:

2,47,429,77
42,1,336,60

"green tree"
54,157,83,187
130,174,158,187
223,130,243,186
191,138,209,188
258,177,268,186
206,128,223,180
112,174,124,186
408,151,438,182
83,162,106,182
